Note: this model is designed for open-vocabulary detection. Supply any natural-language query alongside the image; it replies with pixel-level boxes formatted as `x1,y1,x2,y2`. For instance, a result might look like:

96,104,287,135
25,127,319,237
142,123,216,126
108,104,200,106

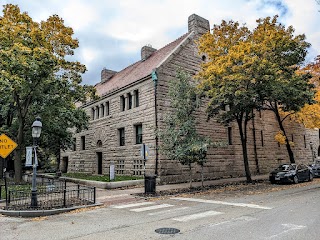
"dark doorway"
97,152,102,174
61,157,69,173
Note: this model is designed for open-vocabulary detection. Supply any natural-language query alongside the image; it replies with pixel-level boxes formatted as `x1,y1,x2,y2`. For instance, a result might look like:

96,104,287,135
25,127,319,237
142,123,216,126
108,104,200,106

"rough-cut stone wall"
62,78,157,177
154,28,319,184
61,14,319,184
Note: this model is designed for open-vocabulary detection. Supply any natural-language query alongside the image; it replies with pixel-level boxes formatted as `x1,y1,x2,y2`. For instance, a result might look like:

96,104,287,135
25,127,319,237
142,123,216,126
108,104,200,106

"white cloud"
61,0,99,31
1,0,320,85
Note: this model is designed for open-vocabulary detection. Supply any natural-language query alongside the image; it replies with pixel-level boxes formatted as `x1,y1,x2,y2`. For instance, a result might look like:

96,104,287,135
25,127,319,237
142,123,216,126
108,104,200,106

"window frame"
135,124,143,144
119,128,125,146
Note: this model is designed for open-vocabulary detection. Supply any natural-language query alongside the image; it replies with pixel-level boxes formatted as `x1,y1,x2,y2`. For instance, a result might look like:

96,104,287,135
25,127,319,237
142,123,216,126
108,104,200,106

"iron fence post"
93,187,96,204
77,184,80,199
63,189,66,207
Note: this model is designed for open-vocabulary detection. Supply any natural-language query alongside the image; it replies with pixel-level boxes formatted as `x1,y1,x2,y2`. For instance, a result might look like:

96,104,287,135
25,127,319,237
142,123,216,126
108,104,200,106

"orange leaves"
274,130,294,146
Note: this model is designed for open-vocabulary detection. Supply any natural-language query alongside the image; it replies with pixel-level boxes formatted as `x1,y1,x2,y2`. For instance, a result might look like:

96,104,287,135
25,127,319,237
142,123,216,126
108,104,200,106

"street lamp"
31,116,42,208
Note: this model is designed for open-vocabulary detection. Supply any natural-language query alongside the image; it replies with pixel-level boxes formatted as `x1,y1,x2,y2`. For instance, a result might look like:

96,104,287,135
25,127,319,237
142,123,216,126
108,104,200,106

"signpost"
0,134,18,159
140,143,150,174
25,146,33,167
0,134,17,203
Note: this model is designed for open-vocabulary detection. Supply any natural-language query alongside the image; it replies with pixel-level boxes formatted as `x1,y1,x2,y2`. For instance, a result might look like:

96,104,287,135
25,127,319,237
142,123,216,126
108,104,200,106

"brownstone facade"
60,14,319,184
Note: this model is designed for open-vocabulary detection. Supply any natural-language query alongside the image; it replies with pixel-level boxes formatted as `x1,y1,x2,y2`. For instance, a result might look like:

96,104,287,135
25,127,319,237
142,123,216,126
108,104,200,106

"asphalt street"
1,180,320,240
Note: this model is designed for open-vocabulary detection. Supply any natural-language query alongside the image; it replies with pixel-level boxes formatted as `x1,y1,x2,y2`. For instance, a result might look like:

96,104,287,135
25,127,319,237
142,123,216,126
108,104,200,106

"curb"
0,203,102,218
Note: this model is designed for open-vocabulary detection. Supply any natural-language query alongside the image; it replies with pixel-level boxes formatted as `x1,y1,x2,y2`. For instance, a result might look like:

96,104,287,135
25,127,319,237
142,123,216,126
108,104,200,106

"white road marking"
209,216,256,227
148,207,190,216
267,223,306,239
172,210,223,222
130,204,174,212
97,194,129,199
172,197,272,209
111,202,154,209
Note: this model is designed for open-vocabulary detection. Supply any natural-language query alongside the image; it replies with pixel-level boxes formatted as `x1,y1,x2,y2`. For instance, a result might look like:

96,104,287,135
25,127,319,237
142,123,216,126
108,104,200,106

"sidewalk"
0,174,269,208
95,174,269,205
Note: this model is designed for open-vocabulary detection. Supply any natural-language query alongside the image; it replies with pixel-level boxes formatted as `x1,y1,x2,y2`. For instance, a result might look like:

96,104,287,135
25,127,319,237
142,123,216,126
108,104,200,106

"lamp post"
31,116,42,208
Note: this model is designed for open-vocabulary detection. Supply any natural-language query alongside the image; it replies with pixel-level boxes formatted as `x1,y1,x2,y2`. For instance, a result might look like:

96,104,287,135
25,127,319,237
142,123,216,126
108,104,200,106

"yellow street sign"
0,134,18,158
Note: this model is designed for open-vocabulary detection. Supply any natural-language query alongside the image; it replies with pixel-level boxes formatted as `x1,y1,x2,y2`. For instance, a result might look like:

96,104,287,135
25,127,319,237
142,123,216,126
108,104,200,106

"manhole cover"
155,228,180,234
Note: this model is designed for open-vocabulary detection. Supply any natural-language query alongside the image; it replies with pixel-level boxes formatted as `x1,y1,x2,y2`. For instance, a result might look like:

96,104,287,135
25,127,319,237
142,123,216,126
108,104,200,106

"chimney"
101,68,117,82
141,45,157,60
188,14,210,34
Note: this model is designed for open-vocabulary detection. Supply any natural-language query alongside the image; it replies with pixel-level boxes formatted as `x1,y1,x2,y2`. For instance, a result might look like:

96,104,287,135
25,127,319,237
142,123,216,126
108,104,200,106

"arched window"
97,140,102,148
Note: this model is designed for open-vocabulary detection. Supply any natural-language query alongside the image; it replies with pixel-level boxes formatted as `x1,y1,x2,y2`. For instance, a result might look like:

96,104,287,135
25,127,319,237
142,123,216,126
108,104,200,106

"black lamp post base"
31,190,38,208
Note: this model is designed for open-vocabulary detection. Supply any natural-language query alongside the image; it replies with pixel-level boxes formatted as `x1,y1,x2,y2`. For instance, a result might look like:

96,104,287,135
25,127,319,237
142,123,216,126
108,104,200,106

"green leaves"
0,4,95,179
158,70,211,166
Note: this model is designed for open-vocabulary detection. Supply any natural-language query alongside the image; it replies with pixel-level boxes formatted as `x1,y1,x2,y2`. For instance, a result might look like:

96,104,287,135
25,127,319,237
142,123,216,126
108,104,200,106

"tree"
158,70,211,188
0,4,95,181
197,20,258,183
197,15,315,174
252,16,314,163
288,56,320,129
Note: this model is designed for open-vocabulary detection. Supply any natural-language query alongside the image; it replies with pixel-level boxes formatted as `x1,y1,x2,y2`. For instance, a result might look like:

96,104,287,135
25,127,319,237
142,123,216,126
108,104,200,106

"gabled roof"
95,32,190,96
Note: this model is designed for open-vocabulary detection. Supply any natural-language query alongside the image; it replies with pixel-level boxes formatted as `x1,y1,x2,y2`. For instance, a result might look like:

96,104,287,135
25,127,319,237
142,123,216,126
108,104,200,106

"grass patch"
62,173,143,182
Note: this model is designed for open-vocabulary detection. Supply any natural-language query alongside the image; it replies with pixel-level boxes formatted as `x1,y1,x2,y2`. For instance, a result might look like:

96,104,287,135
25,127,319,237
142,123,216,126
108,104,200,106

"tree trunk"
201,163,204,189
14,119,25,182
251,110,260,174
0,157,3,179
237,116,252,183
189,163,192,189
274,106,295,163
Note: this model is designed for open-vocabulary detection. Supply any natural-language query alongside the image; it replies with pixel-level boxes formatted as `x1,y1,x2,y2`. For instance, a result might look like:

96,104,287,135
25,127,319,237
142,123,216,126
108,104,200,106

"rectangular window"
120,96,125,111
72,138,76,151
304,135,306,148
96,106,100,119
261,130,264,147
119,128,125,146
291,134,294,142
91,108,95,120
128,93,132,109
228,127,232,145
135,124,142,144
100,104,105,117
81,136,85,150
106,101,110,116
134,90,139,107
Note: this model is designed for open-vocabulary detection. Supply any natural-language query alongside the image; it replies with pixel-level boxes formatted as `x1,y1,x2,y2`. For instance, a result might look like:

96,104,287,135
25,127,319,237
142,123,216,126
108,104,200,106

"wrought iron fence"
5,184,96,210
0,177,66,201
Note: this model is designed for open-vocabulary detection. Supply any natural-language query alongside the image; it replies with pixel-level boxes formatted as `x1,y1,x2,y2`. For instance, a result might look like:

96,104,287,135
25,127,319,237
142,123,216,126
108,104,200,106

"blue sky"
1,0,320,85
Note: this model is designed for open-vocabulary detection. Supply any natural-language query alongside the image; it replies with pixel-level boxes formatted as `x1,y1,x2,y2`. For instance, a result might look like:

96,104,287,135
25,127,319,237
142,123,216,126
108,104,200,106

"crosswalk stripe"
97,194,129,200
172,210,223,222
172,197,272,210
148,207,190,216
130,204,174,212
111,202,154,209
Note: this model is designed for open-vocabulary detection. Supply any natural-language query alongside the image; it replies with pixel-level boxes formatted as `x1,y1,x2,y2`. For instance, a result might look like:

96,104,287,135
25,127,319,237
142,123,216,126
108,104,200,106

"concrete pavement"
0,174,269,214
95,174,269,205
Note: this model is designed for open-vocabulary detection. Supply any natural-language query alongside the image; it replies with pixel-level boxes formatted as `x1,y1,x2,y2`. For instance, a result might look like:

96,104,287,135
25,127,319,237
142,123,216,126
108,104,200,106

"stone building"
60,14,319,183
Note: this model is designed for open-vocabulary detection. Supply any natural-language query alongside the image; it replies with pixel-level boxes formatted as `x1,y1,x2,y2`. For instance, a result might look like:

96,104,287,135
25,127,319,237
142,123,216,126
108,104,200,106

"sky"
1,0,320,86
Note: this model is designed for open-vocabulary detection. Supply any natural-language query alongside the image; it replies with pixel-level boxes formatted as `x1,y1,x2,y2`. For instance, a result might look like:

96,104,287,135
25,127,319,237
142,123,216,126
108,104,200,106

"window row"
91,89,140,120
73,124,143,151
120,89,139,112
119,124,142,146
91,101,110,120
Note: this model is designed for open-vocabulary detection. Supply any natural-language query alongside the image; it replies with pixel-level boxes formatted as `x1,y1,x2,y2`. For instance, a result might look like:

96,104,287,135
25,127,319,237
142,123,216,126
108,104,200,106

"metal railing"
5,184,96,210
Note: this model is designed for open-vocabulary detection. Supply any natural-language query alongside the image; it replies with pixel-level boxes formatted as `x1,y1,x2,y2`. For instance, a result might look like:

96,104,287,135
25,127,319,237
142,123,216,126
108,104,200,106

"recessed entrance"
61,157,69,173
97,152,102,174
